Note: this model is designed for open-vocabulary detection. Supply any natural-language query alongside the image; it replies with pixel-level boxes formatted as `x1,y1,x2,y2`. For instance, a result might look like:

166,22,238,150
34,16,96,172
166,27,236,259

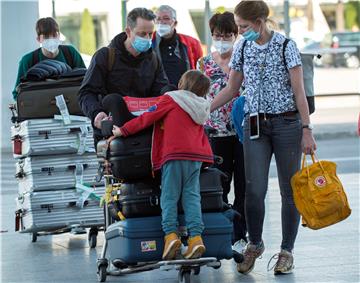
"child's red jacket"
120,91,213,170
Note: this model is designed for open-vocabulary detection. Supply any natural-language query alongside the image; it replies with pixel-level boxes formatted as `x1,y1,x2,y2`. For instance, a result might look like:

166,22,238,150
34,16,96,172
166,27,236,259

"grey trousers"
243,114,302,252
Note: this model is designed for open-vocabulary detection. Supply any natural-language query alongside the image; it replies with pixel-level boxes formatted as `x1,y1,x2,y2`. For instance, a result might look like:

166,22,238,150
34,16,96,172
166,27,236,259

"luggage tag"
77,125,89,155
55,94,71,125
74,164,87,209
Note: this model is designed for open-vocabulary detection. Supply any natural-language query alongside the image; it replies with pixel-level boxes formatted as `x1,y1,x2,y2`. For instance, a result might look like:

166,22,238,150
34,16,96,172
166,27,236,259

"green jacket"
12,45,85,100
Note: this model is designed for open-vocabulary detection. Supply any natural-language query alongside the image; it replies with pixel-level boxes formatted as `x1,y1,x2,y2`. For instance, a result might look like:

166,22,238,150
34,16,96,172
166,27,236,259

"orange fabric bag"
291,153,351,230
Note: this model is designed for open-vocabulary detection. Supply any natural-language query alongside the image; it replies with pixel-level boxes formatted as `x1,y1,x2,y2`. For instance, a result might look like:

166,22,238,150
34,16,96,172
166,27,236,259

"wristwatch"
302,124,314,130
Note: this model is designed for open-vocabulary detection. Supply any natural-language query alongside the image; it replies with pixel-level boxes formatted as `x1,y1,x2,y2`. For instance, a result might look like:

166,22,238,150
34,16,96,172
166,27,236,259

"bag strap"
107,47,116,72
282,38,290,69
59,45,74,68
240,40,248,65
199,56,205,72
31,48,42,66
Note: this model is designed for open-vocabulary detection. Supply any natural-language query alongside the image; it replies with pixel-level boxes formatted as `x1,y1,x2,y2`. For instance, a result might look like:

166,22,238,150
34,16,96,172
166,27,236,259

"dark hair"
234,0,269,22
35,17,59,37
179,70,210,97
127,7,156,29
209,12,238,35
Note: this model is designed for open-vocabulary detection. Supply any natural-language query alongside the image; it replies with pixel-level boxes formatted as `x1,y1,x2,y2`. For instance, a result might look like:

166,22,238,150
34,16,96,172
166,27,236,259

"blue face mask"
131,35,152,53
243,28,260,41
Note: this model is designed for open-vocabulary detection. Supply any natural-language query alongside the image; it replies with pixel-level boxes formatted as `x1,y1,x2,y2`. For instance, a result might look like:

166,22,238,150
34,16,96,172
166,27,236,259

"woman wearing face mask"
211,0,316,276
12,17,85,100
197,11,248,256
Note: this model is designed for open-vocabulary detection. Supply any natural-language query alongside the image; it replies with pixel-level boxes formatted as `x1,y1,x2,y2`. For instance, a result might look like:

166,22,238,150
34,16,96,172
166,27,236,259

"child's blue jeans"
160,160,204,237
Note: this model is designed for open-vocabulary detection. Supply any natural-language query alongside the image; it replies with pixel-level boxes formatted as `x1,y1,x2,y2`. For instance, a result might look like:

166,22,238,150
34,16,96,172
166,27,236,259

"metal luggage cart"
96,174,224,283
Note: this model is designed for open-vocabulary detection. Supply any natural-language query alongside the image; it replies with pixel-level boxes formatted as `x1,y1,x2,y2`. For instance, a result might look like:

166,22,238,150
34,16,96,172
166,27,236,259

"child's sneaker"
162,232,181,260
183,235,206,259
236,241,265,274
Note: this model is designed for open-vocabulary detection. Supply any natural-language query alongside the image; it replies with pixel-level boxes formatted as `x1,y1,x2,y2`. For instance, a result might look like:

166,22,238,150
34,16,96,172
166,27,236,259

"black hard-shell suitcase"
96,128,152,180
116,180,161,219
108,167,224,219
16,76,84,121
179,167,225,213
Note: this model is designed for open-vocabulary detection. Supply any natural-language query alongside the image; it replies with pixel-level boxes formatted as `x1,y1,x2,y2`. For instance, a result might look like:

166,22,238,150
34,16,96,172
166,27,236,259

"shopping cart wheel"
88,228,98,248
97,265,107,282
178,267,191,283
31,233,37,243
97,258,108,282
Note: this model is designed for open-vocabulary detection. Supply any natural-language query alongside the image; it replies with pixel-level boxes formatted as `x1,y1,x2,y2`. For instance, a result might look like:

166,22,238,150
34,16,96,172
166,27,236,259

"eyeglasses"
212,33,234,41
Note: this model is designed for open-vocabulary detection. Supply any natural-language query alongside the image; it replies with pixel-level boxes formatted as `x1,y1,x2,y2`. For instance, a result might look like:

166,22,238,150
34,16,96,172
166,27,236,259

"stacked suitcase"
97,131,234,264
11,93,104,239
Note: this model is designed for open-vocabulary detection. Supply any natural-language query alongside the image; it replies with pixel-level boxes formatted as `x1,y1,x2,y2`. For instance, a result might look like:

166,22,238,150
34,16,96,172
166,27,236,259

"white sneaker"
232,239,247,263
233,239,247,254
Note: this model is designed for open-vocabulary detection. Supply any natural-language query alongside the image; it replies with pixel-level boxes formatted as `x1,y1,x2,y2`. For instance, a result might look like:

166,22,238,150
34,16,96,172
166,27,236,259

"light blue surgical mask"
243,28,260,41
131,35,152,53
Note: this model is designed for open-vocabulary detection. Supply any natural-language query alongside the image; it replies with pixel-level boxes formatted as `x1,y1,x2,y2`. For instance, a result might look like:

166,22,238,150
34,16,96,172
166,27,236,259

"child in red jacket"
113,70,213,260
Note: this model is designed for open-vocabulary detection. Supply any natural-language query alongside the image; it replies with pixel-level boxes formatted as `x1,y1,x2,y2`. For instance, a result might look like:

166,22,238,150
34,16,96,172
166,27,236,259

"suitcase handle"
50,98,70,105
69,127,82,133
68,164,88,170
149,195,159,206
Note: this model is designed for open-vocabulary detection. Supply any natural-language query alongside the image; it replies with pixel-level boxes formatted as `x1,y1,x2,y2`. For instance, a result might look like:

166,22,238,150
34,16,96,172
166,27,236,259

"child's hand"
112,125,123,137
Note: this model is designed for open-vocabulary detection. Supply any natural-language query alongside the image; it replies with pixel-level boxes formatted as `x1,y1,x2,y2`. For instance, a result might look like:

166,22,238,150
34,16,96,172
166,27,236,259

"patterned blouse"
229,32,302,114
197,54,238,137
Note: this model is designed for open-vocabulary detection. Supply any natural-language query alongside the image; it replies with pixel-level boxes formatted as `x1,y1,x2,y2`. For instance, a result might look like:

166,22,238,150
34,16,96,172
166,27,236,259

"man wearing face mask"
12,17,85,100
152,5,203,86
78,8,168,145
196,12,248,260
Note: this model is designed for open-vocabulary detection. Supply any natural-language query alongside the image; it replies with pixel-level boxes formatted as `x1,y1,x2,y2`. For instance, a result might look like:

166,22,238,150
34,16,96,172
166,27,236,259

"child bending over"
113,70,213,260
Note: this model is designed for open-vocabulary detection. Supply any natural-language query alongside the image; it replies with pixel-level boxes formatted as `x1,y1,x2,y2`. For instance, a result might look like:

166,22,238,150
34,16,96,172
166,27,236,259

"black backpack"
31,45,75,68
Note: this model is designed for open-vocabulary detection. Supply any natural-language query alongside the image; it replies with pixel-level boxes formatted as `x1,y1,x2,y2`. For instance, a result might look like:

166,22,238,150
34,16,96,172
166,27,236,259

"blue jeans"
161,160,204,237
243,114,302,252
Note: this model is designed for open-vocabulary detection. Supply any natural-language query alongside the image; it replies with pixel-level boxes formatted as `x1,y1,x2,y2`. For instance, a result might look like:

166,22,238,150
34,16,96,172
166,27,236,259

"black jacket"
78,32,168,123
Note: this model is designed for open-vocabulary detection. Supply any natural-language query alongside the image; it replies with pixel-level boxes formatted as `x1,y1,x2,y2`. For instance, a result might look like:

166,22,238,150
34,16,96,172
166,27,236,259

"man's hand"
112,125,123,137
94,112,108,129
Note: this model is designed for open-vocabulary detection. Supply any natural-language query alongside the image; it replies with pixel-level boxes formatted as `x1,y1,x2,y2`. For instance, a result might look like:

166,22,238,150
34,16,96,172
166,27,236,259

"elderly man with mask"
79,7,168,145
152,5,203,86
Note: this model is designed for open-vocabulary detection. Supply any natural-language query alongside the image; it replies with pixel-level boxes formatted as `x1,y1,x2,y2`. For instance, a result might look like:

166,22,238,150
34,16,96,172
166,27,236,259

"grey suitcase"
11,116,95,158
15,153,101,193
16,187,104,233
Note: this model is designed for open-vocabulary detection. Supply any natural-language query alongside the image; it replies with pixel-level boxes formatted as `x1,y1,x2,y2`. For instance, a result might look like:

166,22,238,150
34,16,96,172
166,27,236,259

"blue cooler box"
105,212,233,264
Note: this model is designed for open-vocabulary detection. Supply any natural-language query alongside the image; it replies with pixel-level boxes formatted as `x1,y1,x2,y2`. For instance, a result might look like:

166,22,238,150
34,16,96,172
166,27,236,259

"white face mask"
156,24,172,37
41,38,61,53
213,40,234,55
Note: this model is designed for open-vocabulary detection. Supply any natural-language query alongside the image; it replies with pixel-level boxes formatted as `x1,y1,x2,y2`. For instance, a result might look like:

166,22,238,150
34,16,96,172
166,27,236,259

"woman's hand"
112,125,123,137
302,129,317,154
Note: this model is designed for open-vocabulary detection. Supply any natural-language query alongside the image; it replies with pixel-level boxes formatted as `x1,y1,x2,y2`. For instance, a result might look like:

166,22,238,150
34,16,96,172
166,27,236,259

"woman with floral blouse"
197,11,247,255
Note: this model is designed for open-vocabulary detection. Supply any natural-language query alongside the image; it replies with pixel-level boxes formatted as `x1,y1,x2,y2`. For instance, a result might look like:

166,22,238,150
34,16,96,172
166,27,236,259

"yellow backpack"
291,154,351,230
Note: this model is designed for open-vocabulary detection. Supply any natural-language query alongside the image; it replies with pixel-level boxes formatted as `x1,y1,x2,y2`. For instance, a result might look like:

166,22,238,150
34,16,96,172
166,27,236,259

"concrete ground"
0,140,359,283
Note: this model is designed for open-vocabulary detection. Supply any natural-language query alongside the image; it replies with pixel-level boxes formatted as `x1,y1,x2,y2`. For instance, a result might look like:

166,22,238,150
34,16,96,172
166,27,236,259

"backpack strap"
198,57,205,72
31,48,42,66
282,38,290,69
240,40,248,65
59,45,74,68
107,47,116,72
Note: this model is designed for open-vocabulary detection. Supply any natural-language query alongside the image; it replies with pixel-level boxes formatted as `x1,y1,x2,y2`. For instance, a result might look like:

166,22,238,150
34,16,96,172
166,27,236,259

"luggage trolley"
95,133,237,283
10,102,105,248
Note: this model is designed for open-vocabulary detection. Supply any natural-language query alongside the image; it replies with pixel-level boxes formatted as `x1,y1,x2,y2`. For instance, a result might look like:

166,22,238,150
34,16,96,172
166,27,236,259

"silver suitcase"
11,116,95,158
16,153,102,193
16,187,104,233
